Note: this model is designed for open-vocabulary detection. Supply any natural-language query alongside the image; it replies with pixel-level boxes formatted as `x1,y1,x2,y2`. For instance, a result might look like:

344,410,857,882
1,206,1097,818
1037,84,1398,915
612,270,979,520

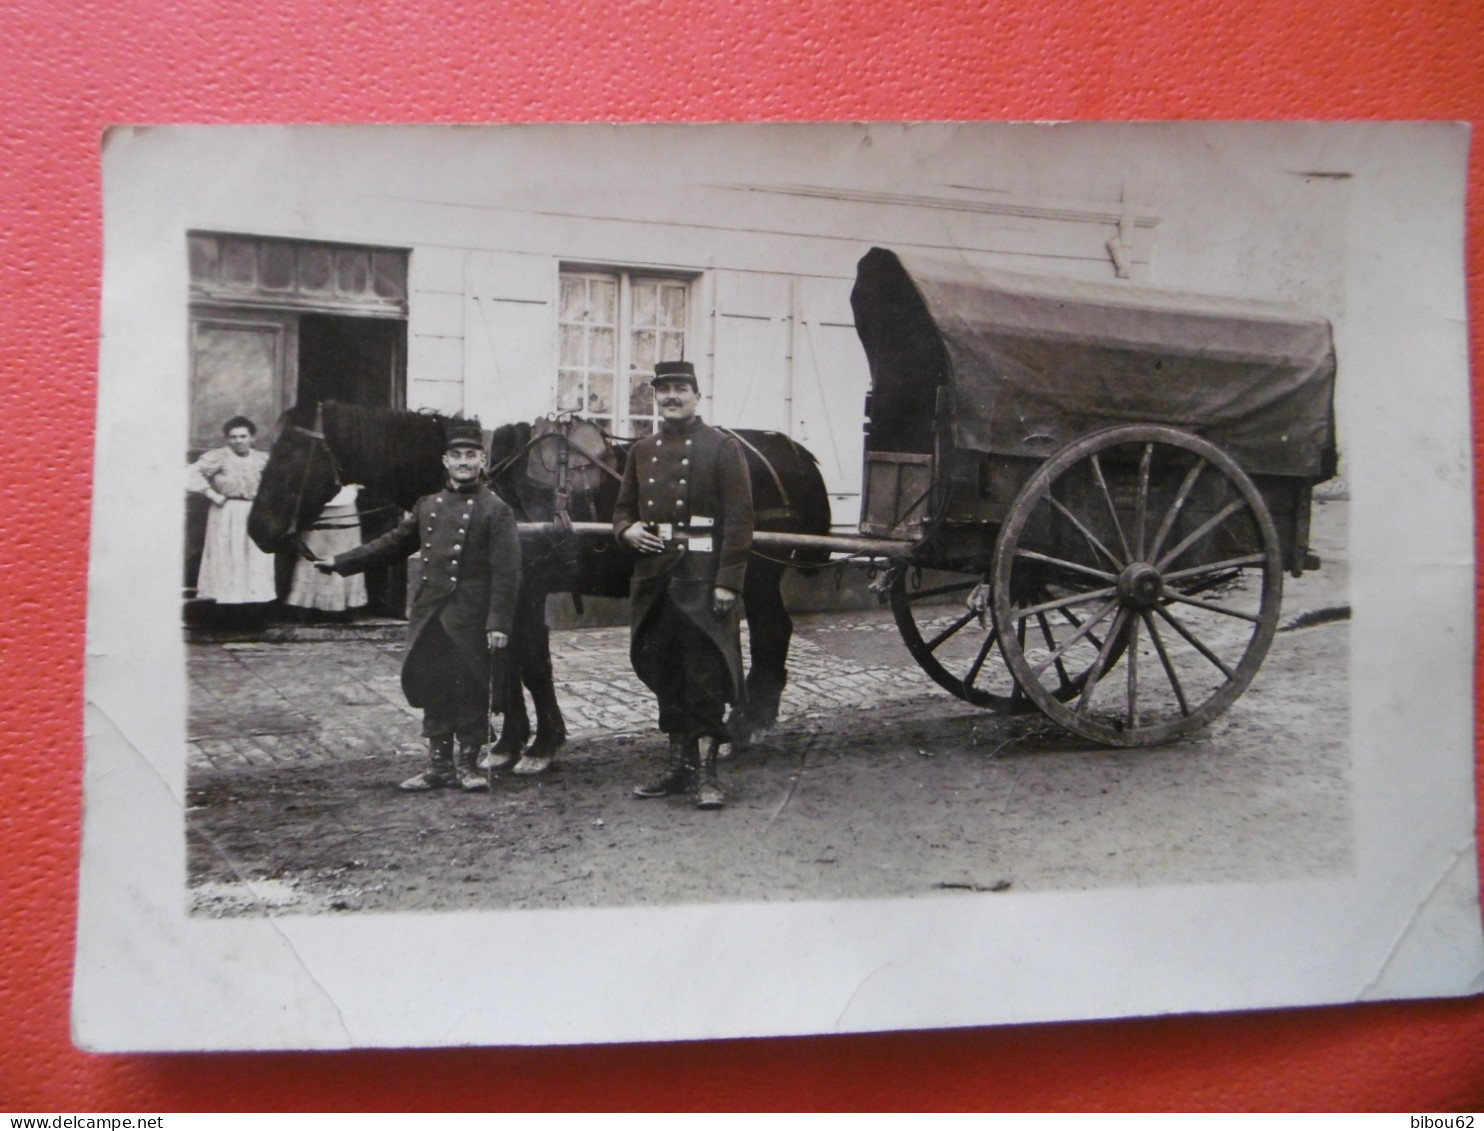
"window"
559,269,691,438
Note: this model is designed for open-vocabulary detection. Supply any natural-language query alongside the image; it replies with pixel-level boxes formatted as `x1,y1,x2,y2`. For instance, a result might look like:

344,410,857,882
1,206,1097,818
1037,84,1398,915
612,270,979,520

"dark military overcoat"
612,415,754,701
334,481,521,710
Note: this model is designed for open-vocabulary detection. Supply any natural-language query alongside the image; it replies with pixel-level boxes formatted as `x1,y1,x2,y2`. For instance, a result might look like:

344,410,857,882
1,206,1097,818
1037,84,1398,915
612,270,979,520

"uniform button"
458,528,465,534
648,478,655,484
650,456,658,463
685,439,692,446
656,439,663,446
681,458,689,465
679,478,687,485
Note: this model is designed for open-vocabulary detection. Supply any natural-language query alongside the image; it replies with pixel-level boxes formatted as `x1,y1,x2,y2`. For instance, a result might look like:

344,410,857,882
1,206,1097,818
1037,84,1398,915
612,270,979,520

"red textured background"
2,0,1482,1112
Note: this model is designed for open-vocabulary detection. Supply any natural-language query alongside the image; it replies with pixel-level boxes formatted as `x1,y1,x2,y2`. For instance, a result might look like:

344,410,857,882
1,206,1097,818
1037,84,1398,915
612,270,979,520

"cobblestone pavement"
187,608,939,772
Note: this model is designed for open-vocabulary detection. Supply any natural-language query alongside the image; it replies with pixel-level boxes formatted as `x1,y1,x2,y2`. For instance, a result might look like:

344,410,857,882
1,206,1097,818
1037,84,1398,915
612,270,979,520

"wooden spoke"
1089,453,1134,564
1162,553,1267,583
1050,495,1124,571
1062,599,1110,653
1013,548,1118,584
1133,442,1153,561
1142,610,1190,717
1162,591,1263,624
924,608,979,653
1035,612,1076,698
1009,619,1028,711
962,624,999,688
1075,607,1130,712
1156,497,1249,572
1028,598,1119,680
1147,457,1206,563
1121,611,1133,727
1009,586,1119,624
1154,604,1236,681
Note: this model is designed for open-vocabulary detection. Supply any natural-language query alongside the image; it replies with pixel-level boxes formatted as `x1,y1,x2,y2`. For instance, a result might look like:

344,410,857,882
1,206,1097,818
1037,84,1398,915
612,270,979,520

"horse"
248,402,833,763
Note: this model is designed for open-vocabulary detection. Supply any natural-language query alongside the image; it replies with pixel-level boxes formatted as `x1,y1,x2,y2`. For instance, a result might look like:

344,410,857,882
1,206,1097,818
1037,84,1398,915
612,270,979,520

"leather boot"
633,734,694,798
455,741,491,792
400,737,456,792
696,736,725,810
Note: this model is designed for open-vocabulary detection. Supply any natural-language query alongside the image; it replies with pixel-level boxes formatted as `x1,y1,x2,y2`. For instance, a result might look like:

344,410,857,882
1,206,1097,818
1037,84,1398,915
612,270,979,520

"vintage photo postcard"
76,122,1481,1050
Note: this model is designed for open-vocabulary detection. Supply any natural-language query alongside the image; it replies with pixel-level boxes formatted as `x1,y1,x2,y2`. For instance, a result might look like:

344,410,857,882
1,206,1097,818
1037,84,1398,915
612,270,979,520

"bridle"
280,423,398,561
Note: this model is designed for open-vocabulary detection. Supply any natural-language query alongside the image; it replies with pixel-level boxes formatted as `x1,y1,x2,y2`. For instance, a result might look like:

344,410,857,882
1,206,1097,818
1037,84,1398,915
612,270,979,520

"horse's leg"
512,619,567,772
486,585,541,765
737,559,791,747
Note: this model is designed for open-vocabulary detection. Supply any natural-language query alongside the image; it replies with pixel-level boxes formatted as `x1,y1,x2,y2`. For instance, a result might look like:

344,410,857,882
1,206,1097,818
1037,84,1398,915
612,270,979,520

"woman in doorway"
186,416,277,612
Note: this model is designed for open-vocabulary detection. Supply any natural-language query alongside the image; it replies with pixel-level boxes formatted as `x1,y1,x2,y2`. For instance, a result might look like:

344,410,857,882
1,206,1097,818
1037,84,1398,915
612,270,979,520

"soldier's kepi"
318,418,522,793
615,359,755,810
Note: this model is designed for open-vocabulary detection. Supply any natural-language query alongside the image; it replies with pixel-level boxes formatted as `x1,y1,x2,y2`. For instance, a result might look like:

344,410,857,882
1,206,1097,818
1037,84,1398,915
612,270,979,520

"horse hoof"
512,754,552,775
478,747,517,772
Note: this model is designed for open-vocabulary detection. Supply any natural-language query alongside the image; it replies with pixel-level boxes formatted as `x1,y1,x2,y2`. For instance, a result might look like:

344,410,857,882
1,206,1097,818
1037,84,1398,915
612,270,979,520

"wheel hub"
1117,561,1163,608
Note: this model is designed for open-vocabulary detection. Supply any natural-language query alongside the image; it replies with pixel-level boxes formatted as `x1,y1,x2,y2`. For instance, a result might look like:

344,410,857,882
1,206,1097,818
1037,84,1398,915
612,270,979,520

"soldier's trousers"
404,620,492,746
634,592,731,740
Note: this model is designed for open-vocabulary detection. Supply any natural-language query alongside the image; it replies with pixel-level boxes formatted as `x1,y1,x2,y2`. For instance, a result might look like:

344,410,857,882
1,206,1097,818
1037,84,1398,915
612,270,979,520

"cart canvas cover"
852,248,1337,480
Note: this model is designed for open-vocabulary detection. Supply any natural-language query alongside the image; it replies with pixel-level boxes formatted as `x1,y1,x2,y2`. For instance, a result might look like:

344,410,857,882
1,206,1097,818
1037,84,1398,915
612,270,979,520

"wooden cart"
845,247,1338,746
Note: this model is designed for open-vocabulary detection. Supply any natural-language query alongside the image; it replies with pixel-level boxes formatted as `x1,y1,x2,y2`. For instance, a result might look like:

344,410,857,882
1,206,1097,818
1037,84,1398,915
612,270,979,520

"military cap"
444,418,486,451
651,360,698,389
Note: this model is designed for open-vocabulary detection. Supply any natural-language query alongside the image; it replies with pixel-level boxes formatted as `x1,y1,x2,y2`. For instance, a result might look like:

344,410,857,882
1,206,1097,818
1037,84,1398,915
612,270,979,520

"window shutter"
464,251,556,427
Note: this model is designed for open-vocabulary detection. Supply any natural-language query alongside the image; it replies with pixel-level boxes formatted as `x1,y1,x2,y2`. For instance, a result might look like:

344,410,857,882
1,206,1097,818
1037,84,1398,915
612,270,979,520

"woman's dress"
185,447,277,604
285,484,369,612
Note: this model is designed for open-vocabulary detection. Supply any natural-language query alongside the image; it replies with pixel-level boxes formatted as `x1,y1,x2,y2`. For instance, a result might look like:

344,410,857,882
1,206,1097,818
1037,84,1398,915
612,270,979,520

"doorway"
294,313,409,617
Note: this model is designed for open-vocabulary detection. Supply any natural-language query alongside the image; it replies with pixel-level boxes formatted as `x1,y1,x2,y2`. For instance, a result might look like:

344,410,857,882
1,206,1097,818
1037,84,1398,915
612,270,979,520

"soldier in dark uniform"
317,420,521,793
614,360,754,810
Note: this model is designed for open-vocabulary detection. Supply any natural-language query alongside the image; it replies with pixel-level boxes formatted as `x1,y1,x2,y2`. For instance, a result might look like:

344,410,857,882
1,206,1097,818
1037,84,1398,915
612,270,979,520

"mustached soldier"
318,419,521,792
614,360,754,809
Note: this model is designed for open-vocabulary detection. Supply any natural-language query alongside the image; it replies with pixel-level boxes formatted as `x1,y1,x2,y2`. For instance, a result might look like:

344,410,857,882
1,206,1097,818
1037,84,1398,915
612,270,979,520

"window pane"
221,239,257,286
631,280,657,326
260,243,295,290
660,332,685,363
371,251,407,301
629,373,654,416
632,329,656,372
557,370,585,412
587,373,613,415
591,279,617,323
591,416,613,434
559,324,586,367
560,277,586,320
299,247,334,292
188,235,220,284
336,250,371,295
659,284,687,328
590,327,616,371
630,419,653,439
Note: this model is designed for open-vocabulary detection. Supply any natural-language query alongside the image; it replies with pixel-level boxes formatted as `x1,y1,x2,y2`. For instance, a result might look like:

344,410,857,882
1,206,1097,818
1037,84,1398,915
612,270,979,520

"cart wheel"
890,565,1121,712
991,425,1283,747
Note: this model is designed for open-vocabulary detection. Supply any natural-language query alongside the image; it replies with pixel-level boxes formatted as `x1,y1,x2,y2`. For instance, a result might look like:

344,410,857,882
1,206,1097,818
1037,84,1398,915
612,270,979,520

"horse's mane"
320,402,453,508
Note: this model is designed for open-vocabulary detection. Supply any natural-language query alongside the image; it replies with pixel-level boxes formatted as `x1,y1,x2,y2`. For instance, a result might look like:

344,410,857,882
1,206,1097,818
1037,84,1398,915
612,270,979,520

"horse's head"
248,420,340,554
485,421,532,511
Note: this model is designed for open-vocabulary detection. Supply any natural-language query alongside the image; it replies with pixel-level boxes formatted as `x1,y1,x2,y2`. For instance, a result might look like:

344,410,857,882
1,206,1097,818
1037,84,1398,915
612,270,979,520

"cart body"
851,248,1337,577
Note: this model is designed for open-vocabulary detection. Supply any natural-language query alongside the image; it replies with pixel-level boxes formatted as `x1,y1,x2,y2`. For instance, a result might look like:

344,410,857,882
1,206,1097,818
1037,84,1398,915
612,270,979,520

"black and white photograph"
77,122,1481,1050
